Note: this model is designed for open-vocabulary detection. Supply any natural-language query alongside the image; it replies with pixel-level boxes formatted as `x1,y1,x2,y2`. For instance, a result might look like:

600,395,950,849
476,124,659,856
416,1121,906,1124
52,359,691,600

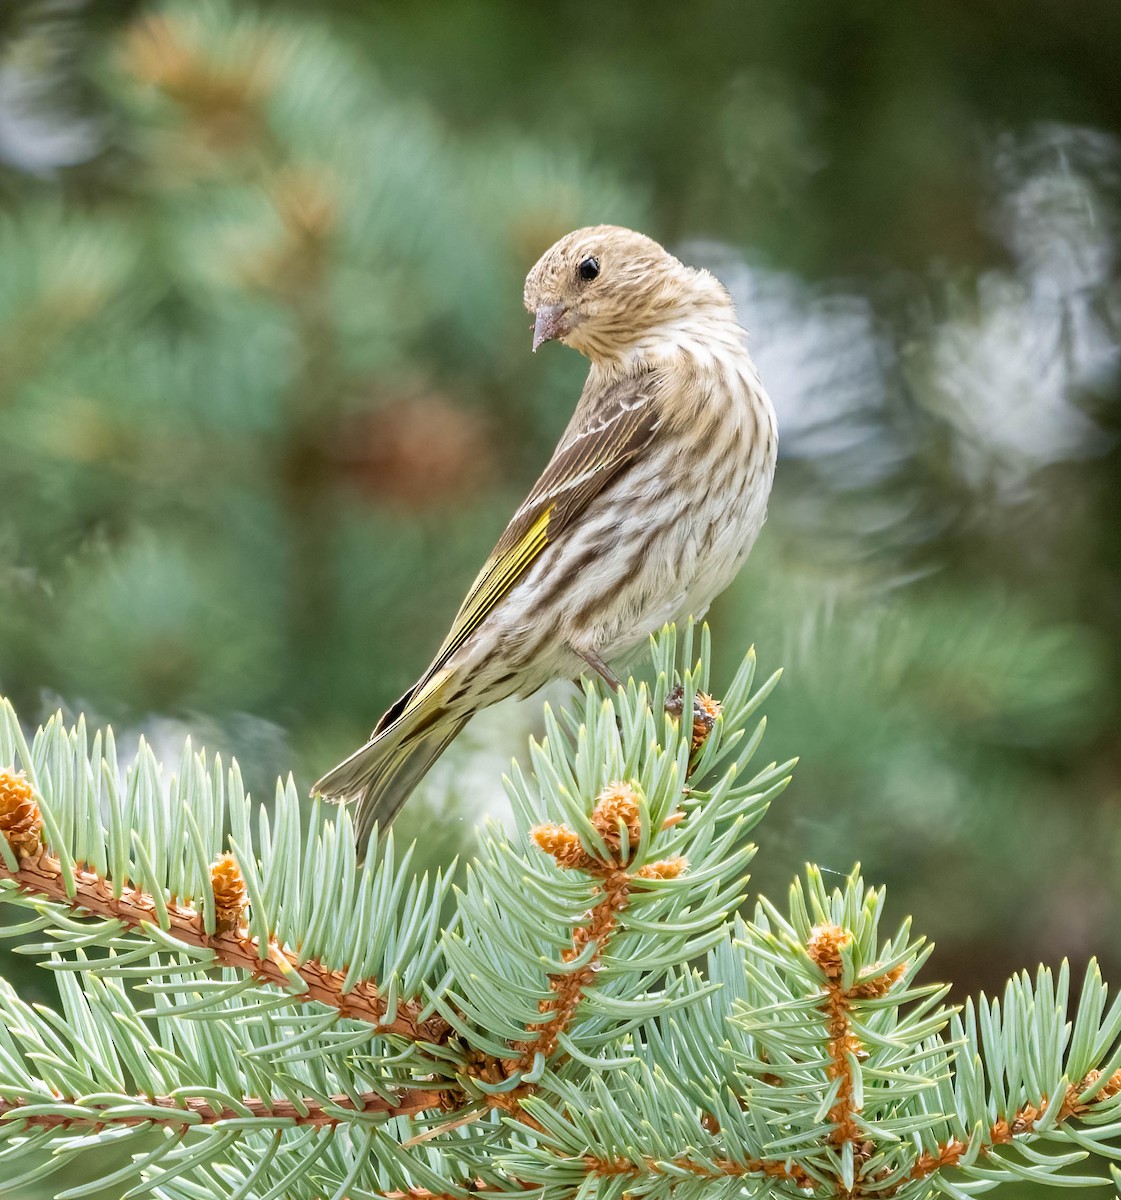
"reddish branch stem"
589,1152,815,1189
822,977,861,1145
508,866,632,1072
0,851,448,1042
807,924,868,1148
906,1069,1121,1186
0,1089,444,1130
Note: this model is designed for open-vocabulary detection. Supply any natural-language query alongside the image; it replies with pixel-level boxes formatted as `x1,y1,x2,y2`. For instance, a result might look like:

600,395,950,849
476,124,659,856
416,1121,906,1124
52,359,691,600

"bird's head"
523,225,732,365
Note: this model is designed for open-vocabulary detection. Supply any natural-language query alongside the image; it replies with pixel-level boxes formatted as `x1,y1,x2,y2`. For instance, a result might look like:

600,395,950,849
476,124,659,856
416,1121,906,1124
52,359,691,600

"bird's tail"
313,673,467,858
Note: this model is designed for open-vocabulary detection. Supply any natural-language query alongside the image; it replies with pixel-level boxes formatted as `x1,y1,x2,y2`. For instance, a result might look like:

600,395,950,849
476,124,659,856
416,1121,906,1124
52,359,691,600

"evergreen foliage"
0,626,1119,1199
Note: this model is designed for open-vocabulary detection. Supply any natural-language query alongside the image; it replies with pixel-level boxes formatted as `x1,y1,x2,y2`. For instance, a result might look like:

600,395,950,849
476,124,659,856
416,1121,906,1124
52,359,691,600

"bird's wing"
322,372,660,800
424,372,661,680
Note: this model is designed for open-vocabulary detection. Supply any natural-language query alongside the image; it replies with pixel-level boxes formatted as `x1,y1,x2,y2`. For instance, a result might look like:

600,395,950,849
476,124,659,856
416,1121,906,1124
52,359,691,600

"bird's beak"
532,303,568,352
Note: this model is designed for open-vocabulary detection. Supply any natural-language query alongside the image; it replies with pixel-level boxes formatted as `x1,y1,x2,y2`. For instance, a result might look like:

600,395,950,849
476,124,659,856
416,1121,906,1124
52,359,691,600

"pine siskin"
314,226,778,852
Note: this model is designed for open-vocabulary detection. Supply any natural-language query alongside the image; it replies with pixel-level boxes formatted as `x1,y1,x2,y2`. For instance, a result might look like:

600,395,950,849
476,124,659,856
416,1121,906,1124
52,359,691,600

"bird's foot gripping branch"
0,623,1120,1199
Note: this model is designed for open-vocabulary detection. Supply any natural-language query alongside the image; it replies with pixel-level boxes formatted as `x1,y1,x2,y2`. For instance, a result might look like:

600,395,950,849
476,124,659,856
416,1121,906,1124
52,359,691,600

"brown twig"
510,782,650,1083
906,1069,1121,1185
0,1088,444,1130
586,1152,815,1191
466,782,651,1121
807,924,865,1146
0,849,448,1042
802,923,1121,1196
379,1188,534,1200
471,861,633,1122
507,864,632,1073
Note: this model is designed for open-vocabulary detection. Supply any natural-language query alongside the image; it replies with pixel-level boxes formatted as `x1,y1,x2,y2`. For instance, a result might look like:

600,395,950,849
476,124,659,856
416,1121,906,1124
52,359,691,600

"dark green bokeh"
0,2,1119,1194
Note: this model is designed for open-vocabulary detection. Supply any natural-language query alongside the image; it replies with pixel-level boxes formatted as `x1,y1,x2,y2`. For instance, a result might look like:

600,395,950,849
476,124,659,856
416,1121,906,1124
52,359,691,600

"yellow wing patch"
407,667,454,716
432,505,553,669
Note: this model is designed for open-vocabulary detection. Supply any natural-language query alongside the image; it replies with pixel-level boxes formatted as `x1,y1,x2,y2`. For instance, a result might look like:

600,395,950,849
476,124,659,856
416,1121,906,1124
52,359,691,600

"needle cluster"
0,625,1118,1200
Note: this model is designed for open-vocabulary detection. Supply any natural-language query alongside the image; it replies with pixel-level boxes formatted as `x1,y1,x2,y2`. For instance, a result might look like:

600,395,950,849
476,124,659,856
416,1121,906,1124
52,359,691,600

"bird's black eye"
578,256,600,282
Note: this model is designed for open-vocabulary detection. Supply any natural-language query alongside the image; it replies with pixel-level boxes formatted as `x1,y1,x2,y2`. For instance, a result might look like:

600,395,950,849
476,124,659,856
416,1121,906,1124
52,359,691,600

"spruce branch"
902,1067,1121,1185
805,921,906,1147
0,844,444,1040
433,624,792,1122
1,626,1120,1199
529,1063,1121,1200
514,864,1121,1200
0,702,451,1046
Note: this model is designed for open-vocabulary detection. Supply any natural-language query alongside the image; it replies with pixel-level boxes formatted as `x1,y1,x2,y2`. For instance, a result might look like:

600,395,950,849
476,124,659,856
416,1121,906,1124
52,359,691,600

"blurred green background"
0,1,1119,1192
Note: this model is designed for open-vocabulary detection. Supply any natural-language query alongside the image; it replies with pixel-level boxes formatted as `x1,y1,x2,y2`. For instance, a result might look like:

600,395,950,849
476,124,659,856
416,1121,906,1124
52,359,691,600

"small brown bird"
315,226,778,851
